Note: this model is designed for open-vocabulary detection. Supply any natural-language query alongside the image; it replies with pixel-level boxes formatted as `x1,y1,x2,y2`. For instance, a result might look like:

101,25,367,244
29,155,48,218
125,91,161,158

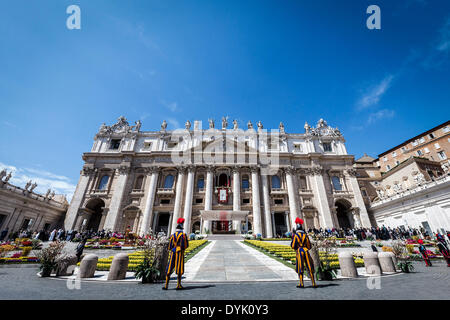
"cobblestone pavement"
0,261,449,300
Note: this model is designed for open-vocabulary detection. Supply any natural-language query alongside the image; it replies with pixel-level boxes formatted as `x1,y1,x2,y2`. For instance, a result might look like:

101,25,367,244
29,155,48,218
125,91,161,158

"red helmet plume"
418,239,424,244
177,218,185,224
295,217,304,225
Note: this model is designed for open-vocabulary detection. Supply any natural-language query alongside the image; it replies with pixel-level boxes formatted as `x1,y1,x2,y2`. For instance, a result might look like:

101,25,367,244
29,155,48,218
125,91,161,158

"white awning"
200,210,249,221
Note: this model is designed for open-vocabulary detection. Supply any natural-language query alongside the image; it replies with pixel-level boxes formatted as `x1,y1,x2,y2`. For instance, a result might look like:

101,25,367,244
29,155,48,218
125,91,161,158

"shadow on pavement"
178,284,217,290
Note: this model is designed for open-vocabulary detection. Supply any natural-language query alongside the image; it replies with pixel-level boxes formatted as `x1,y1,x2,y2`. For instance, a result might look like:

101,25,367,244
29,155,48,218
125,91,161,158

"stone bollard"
378,252,396,273
338,252,358,278
107,253,129,281
78,254,98,278
363,252,382,275
56,254,78,276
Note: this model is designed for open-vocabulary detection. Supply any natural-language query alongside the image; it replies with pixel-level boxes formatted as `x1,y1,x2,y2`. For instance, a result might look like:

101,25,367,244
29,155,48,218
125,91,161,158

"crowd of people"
0,228,123,243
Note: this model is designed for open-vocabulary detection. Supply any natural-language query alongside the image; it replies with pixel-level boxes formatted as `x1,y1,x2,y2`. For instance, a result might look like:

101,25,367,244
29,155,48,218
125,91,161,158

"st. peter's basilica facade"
64,116,372,237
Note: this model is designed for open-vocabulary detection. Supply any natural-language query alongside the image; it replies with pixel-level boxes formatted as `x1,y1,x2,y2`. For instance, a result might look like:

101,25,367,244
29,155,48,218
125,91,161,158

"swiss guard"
418,239,432,267
436,235,450,267
162,217,189,290
290,217,317,288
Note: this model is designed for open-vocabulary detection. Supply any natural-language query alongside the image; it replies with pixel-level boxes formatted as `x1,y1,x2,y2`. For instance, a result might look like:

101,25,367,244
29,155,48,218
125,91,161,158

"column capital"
186,165,196,173
284,166,295,175
81,166,95,176
345,168,358,177
116,165,131,175
144,166,160,174
250,165,260,173
305,166,323,176
232,165,241,174
177,166,188,174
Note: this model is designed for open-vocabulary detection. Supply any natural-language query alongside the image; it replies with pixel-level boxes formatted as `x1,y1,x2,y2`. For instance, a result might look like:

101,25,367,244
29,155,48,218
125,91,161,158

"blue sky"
1,0,449,200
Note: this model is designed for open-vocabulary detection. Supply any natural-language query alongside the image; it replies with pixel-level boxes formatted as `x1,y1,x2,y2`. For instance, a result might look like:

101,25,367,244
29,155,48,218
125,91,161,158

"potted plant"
316,239,337,281
36,242,65,277
135,258,160,284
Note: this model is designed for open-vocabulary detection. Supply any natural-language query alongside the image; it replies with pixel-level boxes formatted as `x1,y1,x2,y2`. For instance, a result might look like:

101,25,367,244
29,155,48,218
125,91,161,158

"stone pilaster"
170,167,186,234
202,166,214,233
103,165,130,231
251,166,262,235
308,166,334,228
285,166,300,229
64,167,93,230
232,166,242,233
139,167,160,236
261,173,273,238
183,166,196,234
346,169,372,227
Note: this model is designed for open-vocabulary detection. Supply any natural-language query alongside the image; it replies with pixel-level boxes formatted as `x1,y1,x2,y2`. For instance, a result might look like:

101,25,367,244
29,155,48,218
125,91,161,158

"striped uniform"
291,230,316,287
166,230,189,276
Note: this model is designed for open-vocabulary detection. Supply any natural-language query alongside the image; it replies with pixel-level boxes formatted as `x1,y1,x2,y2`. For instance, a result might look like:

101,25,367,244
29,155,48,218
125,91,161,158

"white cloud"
367,109,395,124
356,75,394,110
436,17,450,52
0,162,76,202
160,99,178,112
167,118,181,129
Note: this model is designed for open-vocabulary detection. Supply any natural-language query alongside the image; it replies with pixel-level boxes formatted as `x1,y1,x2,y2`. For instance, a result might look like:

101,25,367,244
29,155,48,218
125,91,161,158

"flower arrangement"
36,242,66,277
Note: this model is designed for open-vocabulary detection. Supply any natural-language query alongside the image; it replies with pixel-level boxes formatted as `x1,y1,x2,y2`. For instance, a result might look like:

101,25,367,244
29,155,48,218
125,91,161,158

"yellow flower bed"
77,240,208,271
245,240,365,269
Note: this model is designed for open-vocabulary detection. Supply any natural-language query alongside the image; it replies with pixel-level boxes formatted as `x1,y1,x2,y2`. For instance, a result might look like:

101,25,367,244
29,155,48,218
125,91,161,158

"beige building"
0,170,68,238
377,120,450,173
64,116,372,237
356,120,450,233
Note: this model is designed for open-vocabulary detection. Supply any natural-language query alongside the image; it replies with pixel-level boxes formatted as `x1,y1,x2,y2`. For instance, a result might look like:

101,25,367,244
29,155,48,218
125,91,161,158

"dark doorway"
156,213,170,235
336,200,351,229
85,198,105,232
218,173,228,187
274,213,288,237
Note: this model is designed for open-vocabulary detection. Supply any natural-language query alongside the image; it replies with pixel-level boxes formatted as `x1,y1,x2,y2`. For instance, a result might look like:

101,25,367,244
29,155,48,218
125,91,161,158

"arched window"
134,175,144,190
197,175,204,189
163,174,174,189
331,176,342,191
271,175,281,189
98,175,109,190
242,175,249,190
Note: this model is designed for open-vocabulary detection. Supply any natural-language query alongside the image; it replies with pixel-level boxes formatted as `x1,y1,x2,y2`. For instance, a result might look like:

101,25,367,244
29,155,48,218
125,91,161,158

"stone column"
261,173,273,238
309,166,334,228
251,166,262,235
170,167,186,234
183,166,196,234
232,166,241,233
64,167,93,230
139,168,159,236
271,212,276,237
202,166,213,233
285,167,300,229
346,169,372,228
103,166,130,232
284,211,290,232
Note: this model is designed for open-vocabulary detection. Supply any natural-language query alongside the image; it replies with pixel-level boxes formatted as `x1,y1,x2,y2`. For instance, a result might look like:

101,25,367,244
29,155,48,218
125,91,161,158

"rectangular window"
110,139,121,150
411,141,418,146
443,126,450,133
361,189,368,197
438,151,447,160
417,150,423,156
293,143,302,152
274,199,283,205
298,176,308,190
395,160,400,165
386,164,391,170
401,146,408,152
0,214,6,229
392,151,397,157
21,219,31,230
160,199,170,205
383,156,387,162
242,198,250,204
434,143,440,149
429,133,435,139
195,198,203,204
323,143,332,152
419,137,425,143
424,147,430,153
